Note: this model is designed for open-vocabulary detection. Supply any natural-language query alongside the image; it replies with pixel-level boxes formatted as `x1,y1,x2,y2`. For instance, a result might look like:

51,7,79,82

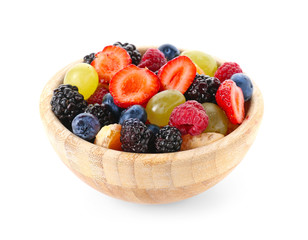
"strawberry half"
109,65,160,108
91,45,131,84
215,80,245,124
158,56,196,94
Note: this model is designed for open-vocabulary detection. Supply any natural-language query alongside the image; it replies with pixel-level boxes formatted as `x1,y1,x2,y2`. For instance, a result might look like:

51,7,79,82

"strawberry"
109,65,160,108
87,84,109,105
215,80,245,124
91,45,131,84
158,56,196,94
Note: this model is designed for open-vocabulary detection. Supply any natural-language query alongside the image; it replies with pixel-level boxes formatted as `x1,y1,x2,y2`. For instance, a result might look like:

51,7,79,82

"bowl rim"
39,47,264,164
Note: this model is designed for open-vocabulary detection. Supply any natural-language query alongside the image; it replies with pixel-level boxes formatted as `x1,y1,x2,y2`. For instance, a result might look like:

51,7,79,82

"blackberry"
185,74,221,103
83,53,95,64
155,126,182,153
147,124,160,153
120,118,152,153
113,42,141,65
85,103,117,128
51,84,87,128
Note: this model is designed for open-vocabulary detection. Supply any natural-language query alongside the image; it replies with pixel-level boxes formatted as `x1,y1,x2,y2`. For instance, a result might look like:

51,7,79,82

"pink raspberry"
87,84,109,105
138,48,167,72
169,100,208,136
214,62,243,83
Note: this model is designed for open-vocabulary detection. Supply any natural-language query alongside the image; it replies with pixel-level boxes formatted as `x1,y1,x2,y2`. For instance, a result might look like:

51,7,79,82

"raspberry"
138,48,167,72
214,62,243,83
87,84,109,105
85,103,117,128
155,126,182,153
120,118,152,153
184,74,221,103
169,100,209,136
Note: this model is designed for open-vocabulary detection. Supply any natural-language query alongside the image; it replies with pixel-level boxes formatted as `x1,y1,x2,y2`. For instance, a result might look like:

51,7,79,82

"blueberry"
72,113,101,141
119,105,147,125
102,93,122,120
147,124,160,135
158,44,180,61
231,73,253,101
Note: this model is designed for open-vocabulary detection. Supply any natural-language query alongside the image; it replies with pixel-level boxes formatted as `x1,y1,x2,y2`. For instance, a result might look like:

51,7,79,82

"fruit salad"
50,42,254,153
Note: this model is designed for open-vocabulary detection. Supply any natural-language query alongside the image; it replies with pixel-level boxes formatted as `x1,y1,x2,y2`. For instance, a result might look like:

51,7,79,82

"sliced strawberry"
109,65,160,108
215,80,245,124
91,45,131,84
158,56,196,94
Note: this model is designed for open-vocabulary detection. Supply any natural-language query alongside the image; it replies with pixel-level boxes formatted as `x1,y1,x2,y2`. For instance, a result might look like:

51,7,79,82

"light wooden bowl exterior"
39,47,264,204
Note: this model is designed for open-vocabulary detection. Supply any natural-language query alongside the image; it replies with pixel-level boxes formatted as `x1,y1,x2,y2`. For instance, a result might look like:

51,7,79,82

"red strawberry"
91,45,131,84
109,65,160,108
138,48,167,72
87,84,109,105
158,56,196,94
215,80,245,124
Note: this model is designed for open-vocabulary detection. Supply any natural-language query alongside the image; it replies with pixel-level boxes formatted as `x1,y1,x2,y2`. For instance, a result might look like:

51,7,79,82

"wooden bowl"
39,47,264,204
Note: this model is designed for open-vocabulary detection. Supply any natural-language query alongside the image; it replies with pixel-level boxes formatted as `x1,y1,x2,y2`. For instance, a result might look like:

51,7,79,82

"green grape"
146,90,185,126
202,102,228,135
64,63,98,100
181,50,217,77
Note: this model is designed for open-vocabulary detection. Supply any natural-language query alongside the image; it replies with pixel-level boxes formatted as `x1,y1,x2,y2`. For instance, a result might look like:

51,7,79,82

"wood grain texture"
39,47,264,204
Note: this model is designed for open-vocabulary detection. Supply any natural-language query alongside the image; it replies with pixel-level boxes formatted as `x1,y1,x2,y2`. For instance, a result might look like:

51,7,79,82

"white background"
1,0,308,239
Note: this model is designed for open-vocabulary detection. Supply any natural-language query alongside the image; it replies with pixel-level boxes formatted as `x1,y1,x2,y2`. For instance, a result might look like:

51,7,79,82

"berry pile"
51,43,254,153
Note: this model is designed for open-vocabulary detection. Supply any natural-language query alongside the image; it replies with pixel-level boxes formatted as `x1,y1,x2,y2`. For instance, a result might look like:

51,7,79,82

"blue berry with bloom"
72,113,100,141
231,73,253,101
158,44,180,61
119,105,147,125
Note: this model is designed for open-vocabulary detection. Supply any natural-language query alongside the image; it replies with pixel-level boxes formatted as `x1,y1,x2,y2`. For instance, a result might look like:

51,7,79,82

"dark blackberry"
147,124,160,153
113,42,141,65
83,53,95,64
85,103,117,128
155,126,182,153
120,118,152,153
147,131,156,153
185,74,221,103
51,84,87,129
